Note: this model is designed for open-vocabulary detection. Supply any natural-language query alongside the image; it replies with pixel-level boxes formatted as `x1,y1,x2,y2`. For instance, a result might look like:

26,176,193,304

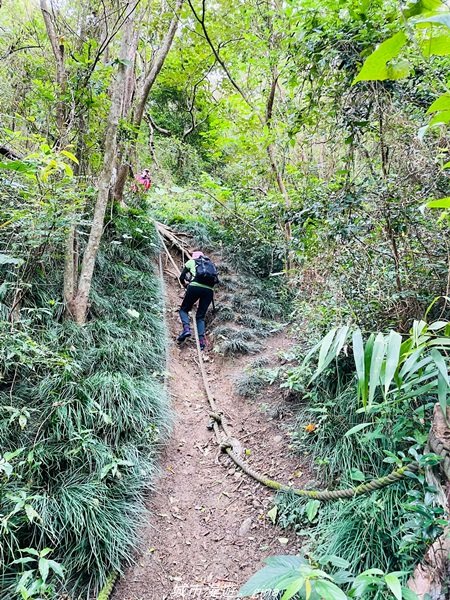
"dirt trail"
112,268,306,600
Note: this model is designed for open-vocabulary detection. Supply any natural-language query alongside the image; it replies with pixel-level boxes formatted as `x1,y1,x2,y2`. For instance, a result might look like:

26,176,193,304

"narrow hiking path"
112,258,307,600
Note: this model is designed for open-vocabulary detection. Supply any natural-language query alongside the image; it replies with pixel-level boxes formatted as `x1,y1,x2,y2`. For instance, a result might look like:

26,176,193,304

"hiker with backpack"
177,251,219,350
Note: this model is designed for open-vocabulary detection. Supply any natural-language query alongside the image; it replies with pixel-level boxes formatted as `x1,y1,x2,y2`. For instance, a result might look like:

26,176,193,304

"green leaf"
429,110,450,126
353,32,409,83
401,588,419,600
15,570,34,593
427,94,450,113
428,320,449,330
314,579,348,600
416,12,450,29
305,499,320,522
0,159,36,173
22,548,40,556
344,422,372,437
317,328,337,373
350,468,366,482
281,577,305,600
48,559,64,578
404,0,443,18
238,556,305,596
60,150,79,164
318,555,351,569
384,573,402,600
0,253,24,266
399,347,424,379
384,330,402,396
11,557,35,565
333,325,350,357
39,557,49,583
368,333,386,407
353,329,367,405
437,371,448,419
420,32,450,56
430,349,449,383
358,568,385,576
426,197,450,209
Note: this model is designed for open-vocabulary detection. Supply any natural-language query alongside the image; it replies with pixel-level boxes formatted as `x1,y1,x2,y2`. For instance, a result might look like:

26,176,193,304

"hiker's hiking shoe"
199,336,206,351
177,326,191,343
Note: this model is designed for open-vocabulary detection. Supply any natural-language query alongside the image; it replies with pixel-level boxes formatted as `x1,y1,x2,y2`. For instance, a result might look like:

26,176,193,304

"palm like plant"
305,311,450,416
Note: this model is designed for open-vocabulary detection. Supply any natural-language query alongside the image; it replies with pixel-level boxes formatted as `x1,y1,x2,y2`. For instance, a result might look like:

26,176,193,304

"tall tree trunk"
40,0,67,145
67,8,137,324
114,25,140,205
113,0,183,203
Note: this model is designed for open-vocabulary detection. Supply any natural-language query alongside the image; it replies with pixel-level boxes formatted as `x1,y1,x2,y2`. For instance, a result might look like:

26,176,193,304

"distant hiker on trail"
177,251,219,350
135,168,152,191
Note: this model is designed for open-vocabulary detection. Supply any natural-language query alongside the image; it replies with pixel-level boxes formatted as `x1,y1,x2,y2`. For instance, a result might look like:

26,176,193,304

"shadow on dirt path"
112,263,307,600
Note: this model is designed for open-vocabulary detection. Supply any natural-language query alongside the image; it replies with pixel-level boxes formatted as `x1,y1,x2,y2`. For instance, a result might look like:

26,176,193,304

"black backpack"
194,256,218,287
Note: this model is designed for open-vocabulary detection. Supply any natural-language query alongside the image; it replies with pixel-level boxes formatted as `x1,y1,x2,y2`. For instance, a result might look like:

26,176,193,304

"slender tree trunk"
67,9,137,324
63,224,77,306
377,89,403,293
133,0,182,128
114,25,140,205
113,0,183,203
41,0,77,309
40,0,67,145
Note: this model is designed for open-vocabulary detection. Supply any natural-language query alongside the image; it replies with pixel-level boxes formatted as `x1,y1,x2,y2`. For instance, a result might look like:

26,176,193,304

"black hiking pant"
179,284,213,337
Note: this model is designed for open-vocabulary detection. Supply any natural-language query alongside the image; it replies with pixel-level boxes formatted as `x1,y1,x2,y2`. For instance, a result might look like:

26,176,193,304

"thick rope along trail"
156,224,420,501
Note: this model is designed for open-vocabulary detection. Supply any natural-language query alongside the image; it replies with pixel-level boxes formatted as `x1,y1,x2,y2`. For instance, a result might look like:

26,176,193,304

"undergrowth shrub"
277,354,444,582
0,209,169,598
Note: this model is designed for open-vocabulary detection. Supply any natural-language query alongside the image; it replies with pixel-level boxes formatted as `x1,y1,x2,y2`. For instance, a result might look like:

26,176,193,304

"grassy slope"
0,208,169,598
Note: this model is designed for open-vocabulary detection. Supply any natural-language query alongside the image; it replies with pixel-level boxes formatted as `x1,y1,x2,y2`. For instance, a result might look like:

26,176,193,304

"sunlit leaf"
404,0,443,18
416,12,450,29
429,110,450,126
420,32,450,56
281,577,305,600
353,32,409,83
384,573,402,600
314,579,348,600
384,330,402,396
368,333,386,407
345,422,372,437
305,500,320,522
426,197,450,209
60,149,79,164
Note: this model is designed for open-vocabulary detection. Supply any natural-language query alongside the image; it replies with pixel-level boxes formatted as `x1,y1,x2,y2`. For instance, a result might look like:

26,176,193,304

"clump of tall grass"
292,382,396,486
277,484,413,574
216,336,261,356
236,371,268,397
214,305,235,322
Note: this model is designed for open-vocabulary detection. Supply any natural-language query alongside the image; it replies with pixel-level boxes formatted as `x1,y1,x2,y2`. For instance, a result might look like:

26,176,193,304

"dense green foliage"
1,0,450,597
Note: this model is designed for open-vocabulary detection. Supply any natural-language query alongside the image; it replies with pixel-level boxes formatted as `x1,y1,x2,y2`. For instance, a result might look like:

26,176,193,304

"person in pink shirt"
135,168,152,191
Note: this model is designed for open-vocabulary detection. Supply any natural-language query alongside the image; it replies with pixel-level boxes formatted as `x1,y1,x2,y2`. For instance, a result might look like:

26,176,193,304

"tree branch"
186,0,254,110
